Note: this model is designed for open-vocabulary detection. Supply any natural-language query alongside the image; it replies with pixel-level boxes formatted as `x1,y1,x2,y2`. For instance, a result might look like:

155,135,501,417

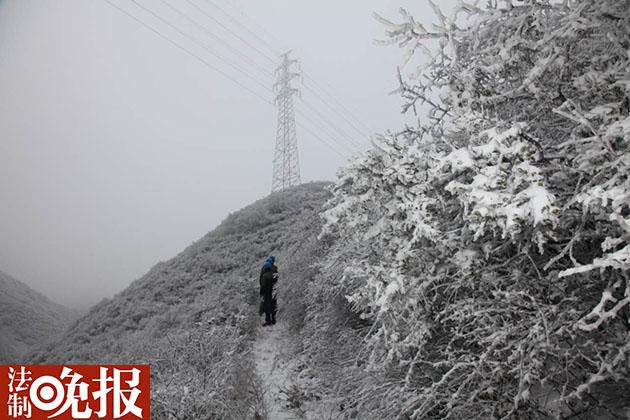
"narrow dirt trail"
253,321,298,420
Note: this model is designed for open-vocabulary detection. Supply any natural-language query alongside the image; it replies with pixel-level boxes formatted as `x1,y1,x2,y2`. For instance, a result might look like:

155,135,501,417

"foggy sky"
0,0,457,309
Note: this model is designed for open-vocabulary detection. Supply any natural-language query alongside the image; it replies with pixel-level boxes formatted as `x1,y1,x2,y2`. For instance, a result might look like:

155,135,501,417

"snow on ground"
254,321,299,420
253,320,342,420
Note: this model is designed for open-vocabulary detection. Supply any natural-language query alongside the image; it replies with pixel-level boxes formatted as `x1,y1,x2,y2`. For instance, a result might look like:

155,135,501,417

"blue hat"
263,255,275,270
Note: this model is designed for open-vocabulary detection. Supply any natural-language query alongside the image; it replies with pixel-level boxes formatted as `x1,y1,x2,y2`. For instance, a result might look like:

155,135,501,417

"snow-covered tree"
316,1,630,418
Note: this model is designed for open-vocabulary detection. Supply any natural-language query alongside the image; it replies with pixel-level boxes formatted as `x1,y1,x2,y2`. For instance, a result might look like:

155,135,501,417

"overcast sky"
0,0,458,309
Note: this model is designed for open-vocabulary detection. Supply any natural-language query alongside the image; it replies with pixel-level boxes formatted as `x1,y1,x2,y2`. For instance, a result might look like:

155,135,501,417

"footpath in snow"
253,321,297,420
252,320,342,420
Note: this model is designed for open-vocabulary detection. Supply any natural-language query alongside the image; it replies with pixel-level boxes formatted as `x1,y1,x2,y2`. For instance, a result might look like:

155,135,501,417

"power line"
209,0,283,56
302,80,371,139
156,0,275,79
102,0,354,160
209,0,373,140
296,104,362,153
295,108,355,154
146,0,362,153
299,98,363,149
303,73,373,136
102,0,273,105
296,120,348,160
146,1,359,154
126,0,271,93
295,108,358,156
184,0,278,65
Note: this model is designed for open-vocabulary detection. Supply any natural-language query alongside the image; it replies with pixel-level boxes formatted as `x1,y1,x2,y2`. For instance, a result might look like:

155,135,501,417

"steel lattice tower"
271,51,301,192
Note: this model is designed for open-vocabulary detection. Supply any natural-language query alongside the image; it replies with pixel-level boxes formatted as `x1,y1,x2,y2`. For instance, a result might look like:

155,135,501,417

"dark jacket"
259,264,278,296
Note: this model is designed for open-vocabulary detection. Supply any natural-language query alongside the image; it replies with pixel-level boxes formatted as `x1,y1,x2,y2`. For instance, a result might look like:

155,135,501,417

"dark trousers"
261,292,277,324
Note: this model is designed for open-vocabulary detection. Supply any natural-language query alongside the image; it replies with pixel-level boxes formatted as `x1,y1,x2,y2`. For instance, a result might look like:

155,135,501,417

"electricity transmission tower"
271,51,301,192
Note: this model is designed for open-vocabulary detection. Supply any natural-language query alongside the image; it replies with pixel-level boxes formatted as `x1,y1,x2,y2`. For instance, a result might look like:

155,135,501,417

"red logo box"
0,365,150,420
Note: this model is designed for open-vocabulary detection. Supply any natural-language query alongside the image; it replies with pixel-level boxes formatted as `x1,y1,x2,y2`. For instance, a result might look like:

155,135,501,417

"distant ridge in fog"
0,270,78,362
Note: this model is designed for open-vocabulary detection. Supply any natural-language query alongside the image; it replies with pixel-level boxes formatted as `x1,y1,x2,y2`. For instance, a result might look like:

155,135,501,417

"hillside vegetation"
30,181,331,419
292,1,630,419
0,270,77,363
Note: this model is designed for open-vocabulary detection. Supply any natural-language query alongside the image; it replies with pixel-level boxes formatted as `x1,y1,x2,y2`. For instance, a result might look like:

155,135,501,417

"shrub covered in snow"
312,1,630,418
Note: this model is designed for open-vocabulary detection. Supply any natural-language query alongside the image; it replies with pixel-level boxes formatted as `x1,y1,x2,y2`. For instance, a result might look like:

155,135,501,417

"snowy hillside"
29,181,331,419
0,270,77,363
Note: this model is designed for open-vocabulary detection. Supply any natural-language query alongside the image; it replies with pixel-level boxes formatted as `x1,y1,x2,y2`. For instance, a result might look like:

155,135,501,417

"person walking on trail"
259,256,278,326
